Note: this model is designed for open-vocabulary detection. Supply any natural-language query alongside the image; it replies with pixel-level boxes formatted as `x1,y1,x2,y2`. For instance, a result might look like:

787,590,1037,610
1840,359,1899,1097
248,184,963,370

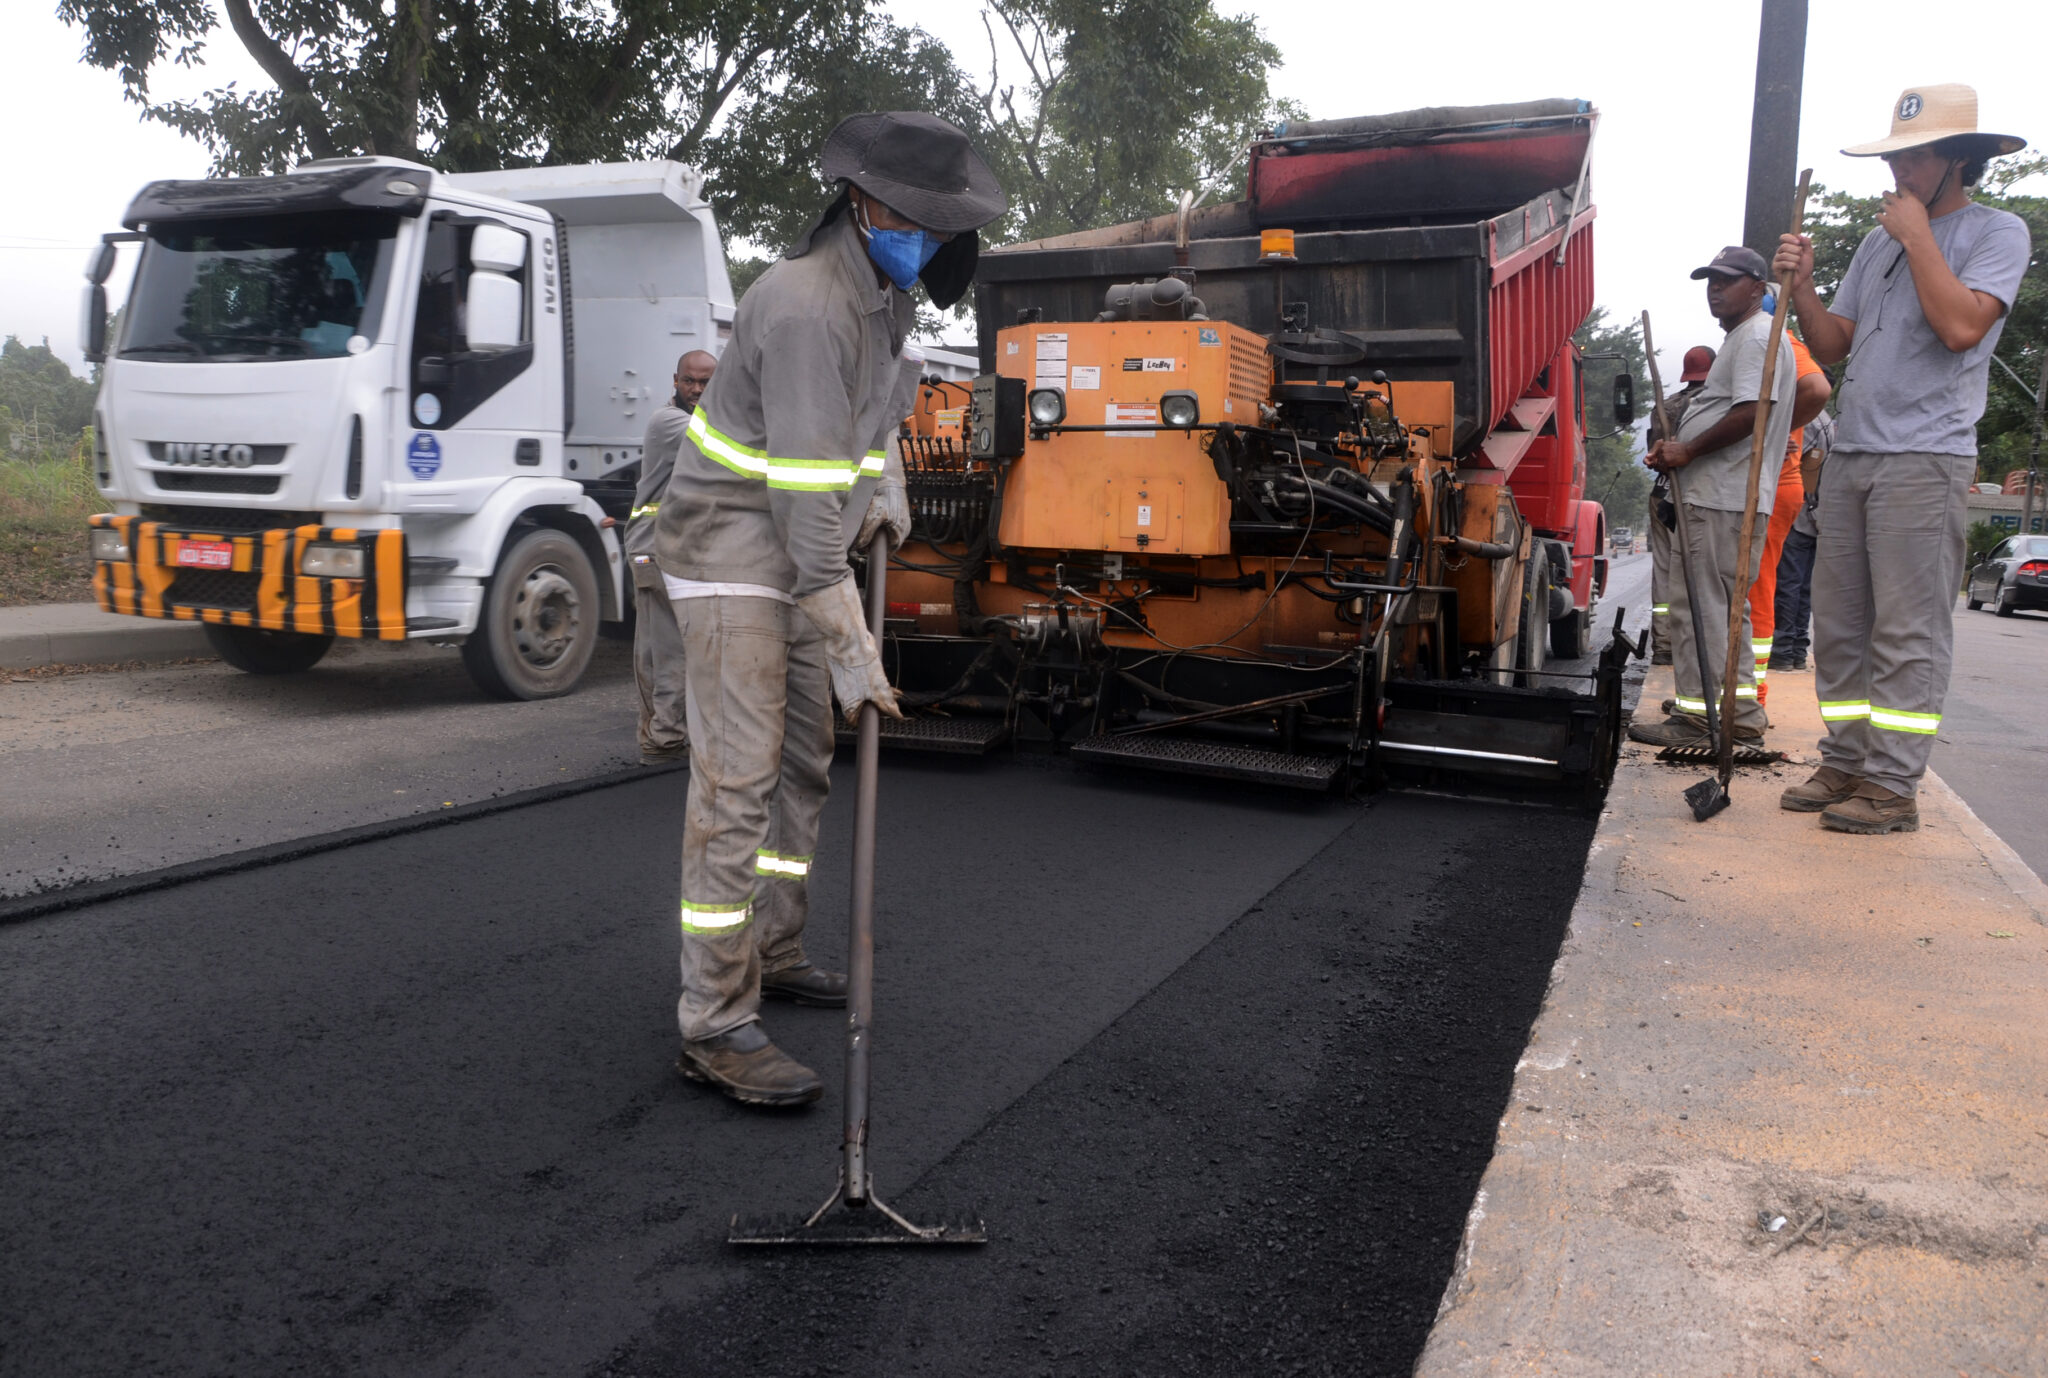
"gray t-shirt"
1675,310,1796,514
1830,201,2031,456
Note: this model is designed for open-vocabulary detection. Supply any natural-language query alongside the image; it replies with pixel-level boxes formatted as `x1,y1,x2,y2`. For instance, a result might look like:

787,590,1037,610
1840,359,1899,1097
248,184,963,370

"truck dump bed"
975,100,1596,458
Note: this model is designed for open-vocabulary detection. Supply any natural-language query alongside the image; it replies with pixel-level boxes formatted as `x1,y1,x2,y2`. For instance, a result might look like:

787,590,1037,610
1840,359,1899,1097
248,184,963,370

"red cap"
1679,346,1716,383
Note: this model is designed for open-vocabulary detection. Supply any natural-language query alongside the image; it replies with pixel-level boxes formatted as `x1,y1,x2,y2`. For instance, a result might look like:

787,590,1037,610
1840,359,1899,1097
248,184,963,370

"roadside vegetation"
0,337,100,606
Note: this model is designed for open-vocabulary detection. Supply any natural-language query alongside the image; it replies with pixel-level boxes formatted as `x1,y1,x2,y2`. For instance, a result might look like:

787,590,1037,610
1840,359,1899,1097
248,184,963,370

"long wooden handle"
1718,169,1813,778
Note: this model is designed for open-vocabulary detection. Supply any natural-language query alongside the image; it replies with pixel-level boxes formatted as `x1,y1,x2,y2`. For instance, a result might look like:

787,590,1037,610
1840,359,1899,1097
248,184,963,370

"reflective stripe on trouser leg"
1811,453,1873,777
753,613,835,978
1667,503,1768,732
672,593,796,1042
755,851,812,878
635,584,689,756
1814,452,1969,796
1648,488,1673,652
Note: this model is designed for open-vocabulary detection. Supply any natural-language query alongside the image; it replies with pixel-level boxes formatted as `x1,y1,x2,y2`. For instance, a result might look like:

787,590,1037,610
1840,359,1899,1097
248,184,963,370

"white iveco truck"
81,158,733,697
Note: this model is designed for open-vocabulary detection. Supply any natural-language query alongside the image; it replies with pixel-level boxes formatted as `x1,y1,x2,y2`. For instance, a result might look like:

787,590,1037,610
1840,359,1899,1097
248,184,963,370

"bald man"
627,350,718,763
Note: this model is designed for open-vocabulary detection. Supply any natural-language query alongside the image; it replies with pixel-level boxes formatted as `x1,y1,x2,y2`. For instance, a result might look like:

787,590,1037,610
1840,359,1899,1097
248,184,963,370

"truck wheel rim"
511,565,581,669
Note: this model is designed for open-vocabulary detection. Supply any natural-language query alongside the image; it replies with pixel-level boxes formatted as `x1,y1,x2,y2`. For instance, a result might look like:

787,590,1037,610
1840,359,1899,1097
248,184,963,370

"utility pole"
2025,355,2046,538
1743,0,1809,263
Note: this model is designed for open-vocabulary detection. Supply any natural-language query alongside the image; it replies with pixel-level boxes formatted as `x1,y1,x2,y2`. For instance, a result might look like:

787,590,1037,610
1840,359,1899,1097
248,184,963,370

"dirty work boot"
1628,715,1709,748
677,1022,823,1107
1820,781,1920,835
760,963,848,1008
1650,647,1673,666
1778,765,1860,813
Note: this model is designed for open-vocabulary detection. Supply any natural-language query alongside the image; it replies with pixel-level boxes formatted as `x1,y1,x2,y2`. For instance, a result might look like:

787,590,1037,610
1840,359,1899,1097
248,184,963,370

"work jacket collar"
822,213,898,319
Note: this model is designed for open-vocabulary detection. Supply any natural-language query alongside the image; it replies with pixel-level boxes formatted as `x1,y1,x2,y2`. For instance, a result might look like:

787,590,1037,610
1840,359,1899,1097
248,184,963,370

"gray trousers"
1668,502,1767,731
671,595,835,1042
633,584,689,757
1811,450,1970,796
1648,486,1674,656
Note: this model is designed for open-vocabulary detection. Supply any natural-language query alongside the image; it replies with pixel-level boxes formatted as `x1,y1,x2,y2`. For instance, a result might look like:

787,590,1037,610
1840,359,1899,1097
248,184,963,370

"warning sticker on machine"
1104,403,1158,437
1198,327,1222,346
1035,333,1068,360
1069,365,1101,390
1121,357,1177,372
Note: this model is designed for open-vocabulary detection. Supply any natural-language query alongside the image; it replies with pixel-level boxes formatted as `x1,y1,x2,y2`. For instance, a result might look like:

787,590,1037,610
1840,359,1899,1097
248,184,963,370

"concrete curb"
0,603,214,670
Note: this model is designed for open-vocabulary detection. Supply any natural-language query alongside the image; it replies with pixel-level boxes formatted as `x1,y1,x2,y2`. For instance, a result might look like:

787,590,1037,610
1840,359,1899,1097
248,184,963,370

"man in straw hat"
650,112,1006,1105
1772,84,2030,834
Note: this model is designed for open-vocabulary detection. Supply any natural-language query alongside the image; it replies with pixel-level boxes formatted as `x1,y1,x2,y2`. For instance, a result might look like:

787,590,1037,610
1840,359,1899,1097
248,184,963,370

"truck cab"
82,157,732,698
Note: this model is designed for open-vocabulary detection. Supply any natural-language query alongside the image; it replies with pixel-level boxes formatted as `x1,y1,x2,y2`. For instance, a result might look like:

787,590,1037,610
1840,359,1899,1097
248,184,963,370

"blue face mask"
857,201,941,292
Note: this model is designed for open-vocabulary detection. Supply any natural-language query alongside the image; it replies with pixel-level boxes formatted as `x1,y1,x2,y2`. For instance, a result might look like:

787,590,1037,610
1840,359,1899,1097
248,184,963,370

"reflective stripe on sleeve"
1870,707,1940,734
680,897,753,934
1819,700,1871,722
861,449,886,476
686,411,859,491
754,850,813,878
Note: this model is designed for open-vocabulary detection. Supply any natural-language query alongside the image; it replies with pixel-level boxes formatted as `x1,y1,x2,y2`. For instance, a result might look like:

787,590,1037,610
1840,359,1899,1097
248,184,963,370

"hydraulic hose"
1452,507,1523,561
1270,475,1395,535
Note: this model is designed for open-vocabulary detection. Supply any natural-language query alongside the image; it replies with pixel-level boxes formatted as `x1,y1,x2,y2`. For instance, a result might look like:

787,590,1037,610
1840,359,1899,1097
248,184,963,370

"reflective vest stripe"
1870,707,1940,734
1819,700,1871,721
680,897,753,933
687,410,859,492
754,851,813,878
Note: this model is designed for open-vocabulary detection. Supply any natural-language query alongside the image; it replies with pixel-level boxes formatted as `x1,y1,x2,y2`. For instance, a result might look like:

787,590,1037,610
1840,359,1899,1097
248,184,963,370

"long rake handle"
1718,170,1813,780
843,533,889,1204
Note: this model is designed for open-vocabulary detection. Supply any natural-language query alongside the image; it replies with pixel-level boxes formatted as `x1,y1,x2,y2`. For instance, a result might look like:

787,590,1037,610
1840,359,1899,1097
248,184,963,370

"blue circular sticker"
406,432,443,479
414,392,442,425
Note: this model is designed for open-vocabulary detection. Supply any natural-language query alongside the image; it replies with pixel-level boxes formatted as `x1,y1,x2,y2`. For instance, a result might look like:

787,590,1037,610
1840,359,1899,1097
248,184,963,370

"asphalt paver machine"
874,99,1637,798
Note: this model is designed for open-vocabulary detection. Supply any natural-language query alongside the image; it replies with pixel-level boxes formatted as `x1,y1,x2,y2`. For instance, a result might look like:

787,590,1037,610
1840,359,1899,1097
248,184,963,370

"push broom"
728,532,985,1246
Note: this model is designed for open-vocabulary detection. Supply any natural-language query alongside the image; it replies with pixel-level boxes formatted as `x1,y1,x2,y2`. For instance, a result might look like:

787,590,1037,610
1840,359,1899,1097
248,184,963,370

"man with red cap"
1646,345,1715,665
650,112,1007,1105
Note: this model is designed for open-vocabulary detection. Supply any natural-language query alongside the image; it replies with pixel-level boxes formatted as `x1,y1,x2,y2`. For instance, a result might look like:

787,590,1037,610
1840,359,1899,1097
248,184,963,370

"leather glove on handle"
856,458,911,552
796,575,903,725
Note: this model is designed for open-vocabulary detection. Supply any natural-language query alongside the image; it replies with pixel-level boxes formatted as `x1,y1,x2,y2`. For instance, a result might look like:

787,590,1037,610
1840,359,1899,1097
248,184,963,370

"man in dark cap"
1629,246,1795,750
649,112,1006,1107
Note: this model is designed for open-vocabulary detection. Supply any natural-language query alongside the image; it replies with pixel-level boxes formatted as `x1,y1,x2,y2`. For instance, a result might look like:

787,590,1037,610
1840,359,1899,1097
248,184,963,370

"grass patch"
1,448,101,606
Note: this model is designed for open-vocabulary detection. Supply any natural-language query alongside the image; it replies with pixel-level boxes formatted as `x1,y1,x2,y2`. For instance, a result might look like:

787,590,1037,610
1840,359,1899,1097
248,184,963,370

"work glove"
856,453,912,551
796,575,904,726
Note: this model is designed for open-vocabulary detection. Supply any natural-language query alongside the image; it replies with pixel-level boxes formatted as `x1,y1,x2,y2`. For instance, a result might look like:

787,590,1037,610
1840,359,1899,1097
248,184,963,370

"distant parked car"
1610,525,1634,555
1966,534,2048,617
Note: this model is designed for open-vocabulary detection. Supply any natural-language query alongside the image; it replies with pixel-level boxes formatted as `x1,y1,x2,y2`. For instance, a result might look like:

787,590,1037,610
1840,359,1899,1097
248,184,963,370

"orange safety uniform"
1746,333,1822,705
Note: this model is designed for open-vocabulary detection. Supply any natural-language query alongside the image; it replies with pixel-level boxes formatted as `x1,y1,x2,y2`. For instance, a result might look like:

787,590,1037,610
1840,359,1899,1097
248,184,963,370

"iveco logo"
163,442,258,468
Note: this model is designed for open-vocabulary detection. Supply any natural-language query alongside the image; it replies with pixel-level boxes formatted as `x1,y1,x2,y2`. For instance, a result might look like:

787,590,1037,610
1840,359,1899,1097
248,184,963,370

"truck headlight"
1159,391,1200,429
1027,388,1066,427
90,528,129,561
301,544,365,578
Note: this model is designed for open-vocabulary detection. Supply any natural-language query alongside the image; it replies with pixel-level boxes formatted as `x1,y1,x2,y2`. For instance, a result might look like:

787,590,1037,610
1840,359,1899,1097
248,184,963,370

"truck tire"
462,526,600,700
203,623,333,675
1550,604,1592,659
1517,555,1549,683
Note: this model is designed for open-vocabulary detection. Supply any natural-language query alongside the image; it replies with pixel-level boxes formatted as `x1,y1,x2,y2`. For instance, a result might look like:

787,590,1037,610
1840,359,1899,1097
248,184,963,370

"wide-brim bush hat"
1844,84,2026,159
821,112,1007,233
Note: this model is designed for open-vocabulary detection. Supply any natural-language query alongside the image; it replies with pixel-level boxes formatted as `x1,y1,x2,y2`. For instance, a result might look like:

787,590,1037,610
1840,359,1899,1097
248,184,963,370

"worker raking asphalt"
0,761,1591,1377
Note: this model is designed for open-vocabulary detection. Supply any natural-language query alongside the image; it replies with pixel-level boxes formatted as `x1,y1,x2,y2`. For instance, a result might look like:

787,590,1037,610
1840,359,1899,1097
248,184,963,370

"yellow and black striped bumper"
88,514,408,640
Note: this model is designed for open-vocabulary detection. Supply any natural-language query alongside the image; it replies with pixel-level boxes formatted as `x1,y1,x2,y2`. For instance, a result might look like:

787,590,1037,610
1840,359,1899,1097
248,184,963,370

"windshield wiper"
120,341,205,358
212,334,317,355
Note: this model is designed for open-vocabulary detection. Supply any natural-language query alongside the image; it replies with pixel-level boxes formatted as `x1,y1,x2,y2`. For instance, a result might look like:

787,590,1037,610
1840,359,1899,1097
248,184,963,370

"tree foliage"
1806,154,2046,481
1574,307,1653,521
0,338,98,455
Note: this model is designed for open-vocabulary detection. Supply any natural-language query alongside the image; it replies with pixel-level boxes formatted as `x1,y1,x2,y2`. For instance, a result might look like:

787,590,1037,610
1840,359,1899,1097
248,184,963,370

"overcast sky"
3,0,2042,392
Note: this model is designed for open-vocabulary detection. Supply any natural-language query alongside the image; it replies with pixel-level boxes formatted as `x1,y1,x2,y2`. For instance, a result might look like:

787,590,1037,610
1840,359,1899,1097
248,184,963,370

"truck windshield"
120,211,399,361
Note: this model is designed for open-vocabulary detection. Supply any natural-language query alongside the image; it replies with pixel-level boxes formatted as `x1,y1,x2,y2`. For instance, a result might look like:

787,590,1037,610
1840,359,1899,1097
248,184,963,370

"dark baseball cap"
1690,246,1768,281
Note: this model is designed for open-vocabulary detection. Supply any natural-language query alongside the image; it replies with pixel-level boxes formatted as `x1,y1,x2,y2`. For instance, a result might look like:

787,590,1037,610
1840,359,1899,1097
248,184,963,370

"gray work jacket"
651,213,919,598
626,402,691,591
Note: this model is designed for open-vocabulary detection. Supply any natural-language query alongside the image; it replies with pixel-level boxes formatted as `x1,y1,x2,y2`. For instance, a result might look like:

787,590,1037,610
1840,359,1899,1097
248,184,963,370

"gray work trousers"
1668,502,1767,732
634,584,689,758
1648,486,1674,656
1811,450,1970,797
671,595,835,1042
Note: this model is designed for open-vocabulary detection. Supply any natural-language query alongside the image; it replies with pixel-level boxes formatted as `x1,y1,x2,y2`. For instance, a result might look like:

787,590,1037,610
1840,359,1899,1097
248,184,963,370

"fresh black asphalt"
1,755,1592,1377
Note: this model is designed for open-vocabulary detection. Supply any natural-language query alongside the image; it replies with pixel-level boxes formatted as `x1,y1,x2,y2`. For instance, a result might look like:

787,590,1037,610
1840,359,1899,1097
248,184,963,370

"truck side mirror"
80,284,108,364
86,241,119,287
1612,372,1635,427
465,225,528,351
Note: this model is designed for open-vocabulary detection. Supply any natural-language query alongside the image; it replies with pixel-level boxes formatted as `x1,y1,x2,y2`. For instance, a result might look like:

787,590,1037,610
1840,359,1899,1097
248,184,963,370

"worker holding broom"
650,112,1006,1106
1772,84,2030,834
1630,246,1797,750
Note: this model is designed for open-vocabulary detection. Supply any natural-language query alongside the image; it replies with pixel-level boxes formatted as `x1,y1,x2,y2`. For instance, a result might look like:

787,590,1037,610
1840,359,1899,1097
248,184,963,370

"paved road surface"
0,761,1591,1377
1933,595,2047,877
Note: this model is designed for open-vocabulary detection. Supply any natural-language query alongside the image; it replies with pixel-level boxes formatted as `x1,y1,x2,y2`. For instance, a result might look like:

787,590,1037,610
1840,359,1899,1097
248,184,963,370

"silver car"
1966,533,2048,617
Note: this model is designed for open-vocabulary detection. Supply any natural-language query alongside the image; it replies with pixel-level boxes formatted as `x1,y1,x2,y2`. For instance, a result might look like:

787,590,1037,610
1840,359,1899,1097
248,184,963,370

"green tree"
1805,154,2046,483
0,338,98,454
1574,308,1653,522
973,0,1295,243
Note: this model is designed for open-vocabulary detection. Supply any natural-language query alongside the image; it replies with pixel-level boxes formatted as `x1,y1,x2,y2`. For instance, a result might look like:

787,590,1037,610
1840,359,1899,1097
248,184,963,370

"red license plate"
174,540,235,570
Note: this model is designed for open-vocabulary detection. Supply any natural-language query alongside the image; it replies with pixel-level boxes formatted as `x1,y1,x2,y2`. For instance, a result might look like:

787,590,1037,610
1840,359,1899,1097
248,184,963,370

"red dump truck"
875,99,1635,797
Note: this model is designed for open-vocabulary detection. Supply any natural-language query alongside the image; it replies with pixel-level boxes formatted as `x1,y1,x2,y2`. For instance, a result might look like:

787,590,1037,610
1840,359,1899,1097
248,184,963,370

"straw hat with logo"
1843,83,2026,159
